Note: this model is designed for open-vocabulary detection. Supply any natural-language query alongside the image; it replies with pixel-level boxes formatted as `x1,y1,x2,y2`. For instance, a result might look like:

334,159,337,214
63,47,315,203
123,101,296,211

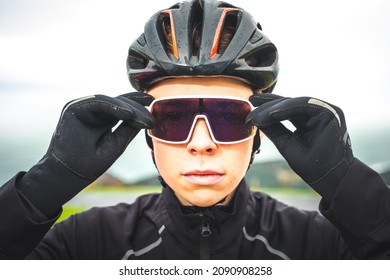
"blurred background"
1,0,389,214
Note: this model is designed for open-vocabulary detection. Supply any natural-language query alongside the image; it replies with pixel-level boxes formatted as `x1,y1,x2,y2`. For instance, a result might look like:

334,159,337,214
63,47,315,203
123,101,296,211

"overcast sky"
1,0,389,183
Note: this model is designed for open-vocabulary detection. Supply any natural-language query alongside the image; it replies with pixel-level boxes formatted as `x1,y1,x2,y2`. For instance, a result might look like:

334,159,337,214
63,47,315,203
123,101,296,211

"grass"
58,206,88,223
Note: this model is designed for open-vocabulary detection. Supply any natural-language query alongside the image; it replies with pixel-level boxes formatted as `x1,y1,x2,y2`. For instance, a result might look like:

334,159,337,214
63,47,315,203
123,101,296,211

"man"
0,0,389,259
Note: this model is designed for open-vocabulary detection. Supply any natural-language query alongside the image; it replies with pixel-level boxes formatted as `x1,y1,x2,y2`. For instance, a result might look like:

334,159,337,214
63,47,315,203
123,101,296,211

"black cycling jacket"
0,158,390,259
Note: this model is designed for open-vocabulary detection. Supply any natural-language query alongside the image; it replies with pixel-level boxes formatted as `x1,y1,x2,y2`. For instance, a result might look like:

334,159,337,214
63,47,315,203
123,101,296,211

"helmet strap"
249,129,261,168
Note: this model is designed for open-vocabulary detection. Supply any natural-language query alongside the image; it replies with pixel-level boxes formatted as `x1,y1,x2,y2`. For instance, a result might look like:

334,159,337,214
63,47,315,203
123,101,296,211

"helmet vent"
245,44,277,67
190,0,203,57
217,10,238,55
157,12,175,58
209,8,239,59
249,29,263,44
218,1,235,8
127,50,148,70
168,3,180,9
136,34,147,47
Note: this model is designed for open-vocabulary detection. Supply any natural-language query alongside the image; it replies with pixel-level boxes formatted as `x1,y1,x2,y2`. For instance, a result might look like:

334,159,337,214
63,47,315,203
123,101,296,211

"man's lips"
182,170,224,185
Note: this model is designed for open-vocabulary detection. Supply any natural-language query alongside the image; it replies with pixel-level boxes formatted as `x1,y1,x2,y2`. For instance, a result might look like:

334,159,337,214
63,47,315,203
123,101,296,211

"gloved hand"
16,92,154,216
247,93,354,202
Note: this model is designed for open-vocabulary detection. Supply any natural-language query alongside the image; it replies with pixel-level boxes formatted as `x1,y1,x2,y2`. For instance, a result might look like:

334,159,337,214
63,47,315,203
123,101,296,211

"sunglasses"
147,95,256,144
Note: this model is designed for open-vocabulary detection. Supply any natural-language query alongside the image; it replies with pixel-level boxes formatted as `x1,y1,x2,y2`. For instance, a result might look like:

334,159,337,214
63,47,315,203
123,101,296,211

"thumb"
96,121,141,162
112,121,141,150
260,122,293,155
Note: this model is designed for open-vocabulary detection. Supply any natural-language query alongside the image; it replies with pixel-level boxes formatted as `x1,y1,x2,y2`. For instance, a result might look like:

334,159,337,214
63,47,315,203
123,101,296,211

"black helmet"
127,0,279,93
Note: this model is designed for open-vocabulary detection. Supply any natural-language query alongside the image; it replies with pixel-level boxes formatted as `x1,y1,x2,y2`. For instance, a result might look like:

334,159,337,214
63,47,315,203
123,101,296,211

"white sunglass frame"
147,95,256,145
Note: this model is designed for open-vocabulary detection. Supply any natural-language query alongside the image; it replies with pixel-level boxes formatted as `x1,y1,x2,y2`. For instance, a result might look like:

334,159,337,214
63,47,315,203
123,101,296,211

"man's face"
148,77,254,207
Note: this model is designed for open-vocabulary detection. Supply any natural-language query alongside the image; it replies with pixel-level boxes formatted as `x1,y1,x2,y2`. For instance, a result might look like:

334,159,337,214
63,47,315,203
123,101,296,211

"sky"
1,0,390,184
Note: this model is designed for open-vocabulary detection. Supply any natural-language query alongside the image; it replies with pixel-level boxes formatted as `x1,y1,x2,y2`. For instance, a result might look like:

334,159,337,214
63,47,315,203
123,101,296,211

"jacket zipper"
200,218,211,259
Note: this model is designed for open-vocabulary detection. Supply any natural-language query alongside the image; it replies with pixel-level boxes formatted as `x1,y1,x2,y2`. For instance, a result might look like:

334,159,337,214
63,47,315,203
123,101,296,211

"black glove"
16,92,154,216
247,93,354,202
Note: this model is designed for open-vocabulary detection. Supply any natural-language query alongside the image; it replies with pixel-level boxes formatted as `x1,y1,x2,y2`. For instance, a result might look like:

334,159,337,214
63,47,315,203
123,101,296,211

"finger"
246,97,287,127
93,121,141,164
119,92,154,106
111,122,140,152
70,95,154,129
249,93,286,107
248,96,343,128
114,95,155,129
67,95,131,122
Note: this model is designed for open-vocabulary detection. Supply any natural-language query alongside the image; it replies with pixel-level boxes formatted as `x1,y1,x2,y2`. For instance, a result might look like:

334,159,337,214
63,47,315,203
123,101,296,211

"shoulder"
245,190,349,259
39,193,163,259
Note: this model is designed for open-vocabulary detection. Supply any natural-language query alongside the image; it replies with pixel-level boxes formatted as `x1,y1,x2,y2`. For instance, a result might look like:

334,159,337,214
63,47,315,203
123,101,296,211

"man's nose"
186,119,217,155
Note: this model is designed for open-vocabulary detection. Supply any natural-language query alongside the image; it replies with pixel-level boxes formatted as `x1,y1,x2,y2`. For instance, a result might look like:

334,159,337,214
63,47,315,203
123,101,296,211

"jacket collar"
160,178,251,252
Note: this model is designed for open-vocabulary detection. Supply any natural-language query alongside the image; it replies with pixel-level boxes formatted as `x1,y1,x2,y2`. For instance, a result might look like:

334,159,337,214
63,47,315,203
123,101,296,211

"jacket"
0,158,390,259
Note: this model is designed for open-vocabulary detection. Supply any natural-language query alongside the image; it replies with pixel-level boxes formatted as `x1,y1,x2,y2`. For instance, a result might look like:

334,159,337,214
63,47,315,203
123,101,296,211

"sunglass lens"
150,99,197,142
204,99,253,142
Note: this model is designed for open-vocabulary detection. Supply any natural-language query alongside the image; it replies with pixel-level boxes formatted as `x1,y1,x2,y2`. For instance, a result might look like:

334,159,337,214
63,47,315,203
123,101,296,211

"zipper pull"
201,219,211,237
200,218,211,259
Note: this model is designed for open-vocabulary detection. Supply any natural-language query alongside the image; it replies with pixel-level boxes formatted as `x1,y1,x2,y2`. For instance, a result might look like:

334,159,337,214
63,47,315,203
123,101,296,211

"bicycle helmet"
127,0,279,93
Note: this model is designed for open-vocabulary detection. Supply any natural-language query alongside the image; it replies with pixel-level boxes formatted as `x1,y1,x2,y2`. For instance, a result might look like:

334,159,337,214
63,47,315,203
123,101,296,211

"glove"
247,93,354,202
16,92,154,216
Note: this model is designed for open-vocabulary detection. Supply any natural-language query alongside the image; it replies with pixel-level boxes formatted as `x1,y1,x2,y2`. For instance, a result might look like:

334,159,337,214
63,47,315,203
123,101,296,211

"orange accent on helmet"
162,9,179,60
210,8,238,59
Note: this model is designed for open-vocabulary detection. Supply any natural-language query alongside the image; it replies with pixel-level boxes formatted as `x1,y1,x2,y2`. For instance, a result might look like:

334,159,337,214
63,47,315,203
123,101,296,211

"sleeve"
319,158,390,259
0,173,61,259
